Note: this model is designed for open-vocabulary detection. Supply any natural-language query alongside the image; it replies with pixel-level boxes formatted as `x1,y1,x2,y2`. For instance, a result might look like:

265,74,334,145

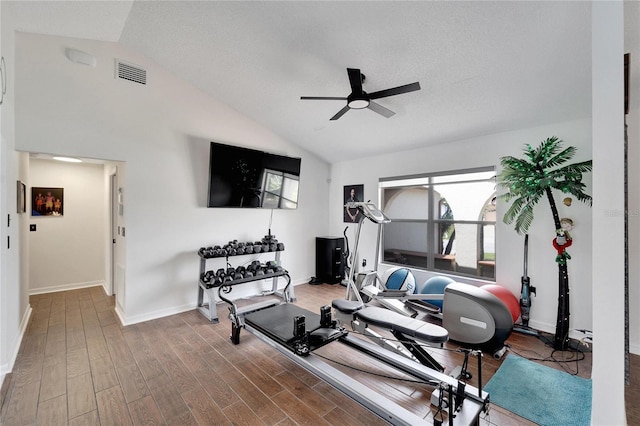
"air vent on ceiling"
115,59,147,85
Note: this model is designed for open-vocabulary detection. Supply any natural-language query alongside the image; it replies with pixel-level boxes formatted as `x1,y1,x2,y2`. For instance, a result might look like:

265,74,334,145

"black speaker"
315,237,345,284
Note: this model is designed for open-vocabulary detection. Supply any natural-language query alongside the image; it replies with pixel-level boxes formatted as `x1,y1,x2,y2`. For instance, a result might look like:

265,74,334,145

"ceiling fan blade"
347,68,364,94
301,96,348,100
330,105,351,121
368,101,395,118
369,82,421,100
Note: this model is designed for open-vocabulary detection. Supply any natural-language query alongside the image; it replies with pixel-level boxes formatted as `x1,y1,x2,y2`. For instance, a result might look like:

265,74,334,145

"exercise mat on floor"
484,354,591,426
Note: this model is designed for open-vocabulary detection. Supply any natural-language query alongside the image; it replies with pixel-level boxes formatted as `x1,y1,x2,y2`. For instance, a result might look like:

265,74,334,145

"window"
380,167,496,280
261,169,299,209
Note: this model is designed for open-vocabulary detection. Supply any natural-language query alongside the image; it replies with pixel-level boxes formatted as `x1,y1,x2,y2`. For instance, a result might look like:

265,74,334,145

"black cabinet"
315,236,345,284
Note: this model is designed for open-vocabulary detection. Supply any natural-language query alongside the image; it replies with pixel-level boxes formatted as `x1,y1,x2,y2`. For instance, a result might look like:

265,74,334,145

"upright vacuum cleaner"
513,234,539,336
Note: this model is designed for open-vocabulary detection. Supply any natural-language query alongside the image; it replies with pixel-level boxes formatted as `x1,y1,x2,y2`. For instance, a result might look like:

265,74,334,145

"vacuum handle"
523,234,529,278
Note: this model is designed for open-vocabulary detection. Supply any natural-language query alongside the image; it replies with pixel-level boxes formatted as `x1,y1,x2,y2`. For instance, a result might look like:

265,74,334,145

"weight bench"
332,299,449,372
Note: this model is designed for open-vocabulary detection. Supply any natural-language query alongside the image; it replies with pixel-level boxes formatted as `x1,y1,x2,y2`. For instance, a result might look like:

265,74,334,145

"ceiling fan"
301,68,421,121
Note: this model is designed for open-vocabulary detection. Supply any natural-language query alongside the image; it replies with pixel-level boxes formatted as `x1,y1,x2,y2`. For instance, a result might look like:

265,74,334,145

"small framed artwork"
17,181,26,214
32,187,64,217
343,184,364,223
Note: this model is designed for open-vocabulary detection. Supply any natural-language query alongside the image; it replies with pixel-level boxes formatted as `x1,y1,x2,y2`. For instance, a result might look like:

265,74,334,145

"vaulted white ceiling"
6,1,594,163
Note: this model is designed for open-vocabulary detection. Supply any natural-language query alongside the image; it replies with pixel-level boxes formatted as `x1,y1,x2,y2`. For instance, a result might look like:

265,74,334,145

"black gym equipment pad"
244,304,345,354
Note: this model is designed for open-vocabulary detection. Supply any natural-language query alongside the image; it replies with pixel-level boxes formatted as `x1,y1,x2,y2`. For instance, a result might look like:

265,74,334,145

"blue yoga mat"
484,354,592,426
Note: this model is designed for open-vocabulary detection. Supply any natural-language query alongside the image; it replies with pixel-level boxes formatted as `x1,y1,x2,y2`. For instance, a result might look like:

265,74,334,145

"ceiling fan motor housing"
347,92,370,109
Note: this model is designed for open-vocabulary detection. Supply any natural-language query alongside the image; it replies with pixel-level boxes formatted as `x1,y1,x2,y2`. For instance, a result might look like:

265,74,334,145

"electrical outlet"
30,224,36,232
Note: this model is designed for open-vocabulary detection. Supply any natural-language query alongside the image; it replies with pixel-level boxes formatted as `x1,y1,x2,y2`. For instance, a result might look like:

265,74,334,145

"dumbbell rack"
196,244,295,323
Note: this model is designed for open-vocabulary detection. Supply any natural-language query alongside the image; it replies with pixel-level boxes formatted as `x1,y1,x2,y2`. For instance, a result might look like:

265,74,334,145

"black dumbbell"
243,270,254,278
216,268,226,277
244,245,253,254
212,276,223,288
201,270,214,282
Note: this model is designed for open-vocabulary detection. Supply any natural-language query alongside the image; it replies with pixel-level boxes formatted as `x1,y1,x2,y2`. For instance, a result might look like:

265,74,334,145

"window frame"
260,169,299,209
379,166,496,280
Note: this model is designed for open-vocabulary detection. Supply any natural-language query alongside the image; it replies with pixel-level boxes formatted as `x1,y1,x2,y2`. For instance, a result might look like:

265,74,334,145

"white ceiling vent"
115,60,147,85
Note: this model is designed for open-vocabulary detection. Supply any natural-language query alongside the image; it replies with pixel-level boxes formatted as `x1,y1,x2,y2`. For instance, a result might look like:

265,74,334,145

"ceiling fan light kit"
301,67,420,121
347,98,369,109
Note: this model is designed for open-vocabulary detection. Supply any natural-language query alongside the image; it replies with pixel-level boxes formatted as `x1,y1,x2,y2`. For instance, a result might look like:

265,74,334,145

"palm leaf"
514,203,536,235
502,196,528,225
544,146,576,169
531,137,562,164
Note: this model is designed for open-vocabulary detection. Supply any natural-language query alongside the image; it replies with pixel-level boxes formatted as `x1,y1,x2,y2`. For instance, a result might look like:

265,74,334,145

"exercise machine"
341,201,512,358
238,301,489,425
210,258,488,421
342,201,421,317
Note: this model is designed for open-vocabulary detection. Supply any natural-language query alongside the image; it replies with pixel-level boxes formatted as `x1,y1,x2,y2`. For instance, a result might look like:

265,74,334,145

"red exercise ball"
482,284,520,323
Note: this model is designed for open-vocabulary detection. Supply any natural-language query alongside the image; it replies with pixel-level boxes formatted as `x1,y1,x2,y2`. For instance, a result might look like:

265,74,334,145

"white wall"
27,158,107,294
13,32,330,324
625,0,640,366
592,3,626,424
0,4,31,384
330,118,593,337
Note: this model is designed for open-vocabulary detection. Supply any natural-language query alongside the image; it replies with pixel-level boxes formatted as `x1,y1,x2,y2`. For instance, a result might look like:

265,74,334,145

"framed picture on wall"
343,184,363,223
17,181,26,214
31,187,64,216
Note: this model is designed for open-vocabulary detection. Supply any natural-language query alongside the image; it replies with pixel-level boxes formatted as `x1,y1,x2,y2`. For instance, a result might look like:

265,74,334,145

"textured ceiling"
6,1,593,163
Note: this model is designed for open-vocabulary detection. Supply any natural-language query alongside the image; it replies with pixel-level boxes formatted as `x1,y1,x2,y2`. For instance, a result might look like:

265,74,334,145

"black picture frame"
343,184,364,223
31,187,64,217
17,181,26,214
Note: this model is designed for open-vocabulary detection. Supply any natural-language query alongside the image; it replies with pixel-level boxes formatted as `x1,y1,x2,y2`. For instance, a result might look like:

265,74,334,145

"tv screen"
207,142,302,209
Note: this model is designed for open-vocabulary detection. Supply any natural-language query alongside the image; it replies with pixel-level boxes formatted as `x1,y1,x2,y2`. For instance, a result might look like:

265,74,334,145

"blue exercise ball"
381,267,416,294
420,276,455,309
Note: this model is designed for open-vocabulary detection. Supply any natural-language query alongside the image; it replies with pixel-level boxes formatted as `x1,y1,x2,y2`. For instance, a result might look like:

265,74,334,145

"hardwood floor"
0,282,630,425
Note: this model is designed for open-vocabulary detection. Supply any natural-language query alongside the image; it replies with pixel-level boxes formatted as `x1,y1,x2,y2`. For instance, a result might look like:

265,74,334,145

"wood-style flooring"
0,282,633,425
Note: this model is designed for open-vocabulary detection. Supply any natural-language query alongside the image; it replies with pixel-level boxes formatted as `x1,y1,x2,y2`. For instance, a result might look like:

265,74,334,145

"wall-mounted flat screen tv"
207,142,302,209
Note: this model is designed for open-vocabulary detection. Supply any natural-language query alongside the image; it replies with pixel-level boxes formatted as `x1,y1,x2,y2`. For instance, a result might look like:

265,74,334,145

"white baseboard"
29,281,104,295
0,305,33,380
114,304,126,327
119,303,197,326
630,343,640,355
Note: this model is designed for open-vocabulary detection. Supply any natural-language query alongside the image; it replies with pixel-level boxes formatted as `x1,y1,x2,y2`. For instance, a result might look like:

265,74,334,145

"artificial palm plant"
498,136,592,350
